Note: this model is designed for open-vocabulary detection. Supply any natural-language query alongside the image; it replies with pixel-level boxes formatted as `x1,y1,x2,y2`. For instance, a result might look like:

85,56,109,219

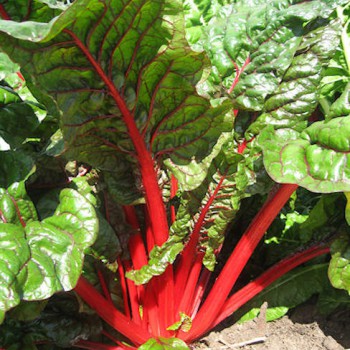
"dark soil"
193,303,350,350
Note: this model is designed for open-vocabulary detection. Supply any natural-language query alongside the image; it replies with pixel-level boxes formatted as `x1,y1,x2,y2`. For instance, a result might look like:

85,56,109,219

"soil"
193,302,350,350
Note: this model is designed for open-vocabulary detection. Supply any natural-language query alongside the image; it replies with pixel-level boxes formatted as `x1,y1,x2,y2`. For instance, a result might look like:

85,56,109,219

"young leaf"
0,187,98,323
1,181,38,224
138,337,190,350
258,116,350,193
126,238,184,285
329,234,350,293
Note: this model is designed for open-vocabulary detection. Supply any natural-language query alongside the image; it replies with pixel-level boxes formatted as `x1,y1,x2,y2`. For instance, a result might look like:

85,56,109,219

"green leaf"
198,0,342,107
0,188,98,323
238,264,330,322
259,117,350,193
329,81,350,118
0,181,38,225
248,19,341,134
317,285,350,315
138,337,190,350
126,238,183,285
0,0,232,204
0,1,61,22
0,151,35,188
167,312,192,332
0,294,102,349
0,83,40,150
329,234,350,293
0,52,19,80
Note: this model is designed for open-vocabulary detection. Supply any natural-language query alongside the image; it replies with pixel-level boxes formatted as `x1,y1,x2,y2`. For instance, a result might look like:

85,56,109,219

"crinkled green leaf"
183,0,229,45
0,181,38,225
166,138,259,272
0,0,232,204
126,238,183,285
329,81,350,118
248,19,341,134
259,117,350,193
320,47,350,118
167,312,192,332
138,337,190,350
0,188,98,323
238,264,330,322
199,0,342,103
329,234,350,293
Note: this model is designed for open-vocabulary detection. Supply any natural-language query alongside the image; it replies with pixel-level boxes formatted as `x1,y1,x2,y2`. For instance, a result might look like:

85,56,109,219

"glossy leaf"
329,234,350,293
183,142,256,270
0,0,232,204
259,117,350,193
0,187,98,323
247,19,341,134
126,238,183,285
329,81,350,118
0,181,38,225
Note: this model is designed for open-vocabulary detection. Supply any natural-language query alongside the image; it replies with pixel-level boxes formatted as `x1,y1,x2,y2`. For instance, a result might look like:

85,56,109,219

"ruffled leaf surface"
196,0,343,134
329,234,350,293
259,116,350,193
0,187,98,323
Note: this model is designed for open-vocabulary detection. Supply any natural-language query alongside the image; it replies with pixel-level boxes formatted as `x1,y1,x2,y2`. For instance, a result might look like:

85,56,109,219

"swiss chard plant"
1,0,350,349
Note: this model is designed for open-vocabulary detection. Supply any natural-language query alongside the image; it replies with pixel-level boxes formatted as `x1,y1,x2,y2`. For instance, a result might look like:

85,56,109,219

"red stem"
117,258,131,318
175,175,226,298
156,265,175,336
64,29,169,246
213,244,330,328
177,252,204,316
182,184,298,341
0,4,10,20
102,330,126,347
143,279,161,336
124,260,143,325
190,268,211,318
74,277,150,346
123,205,141,231
97,269,113,303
